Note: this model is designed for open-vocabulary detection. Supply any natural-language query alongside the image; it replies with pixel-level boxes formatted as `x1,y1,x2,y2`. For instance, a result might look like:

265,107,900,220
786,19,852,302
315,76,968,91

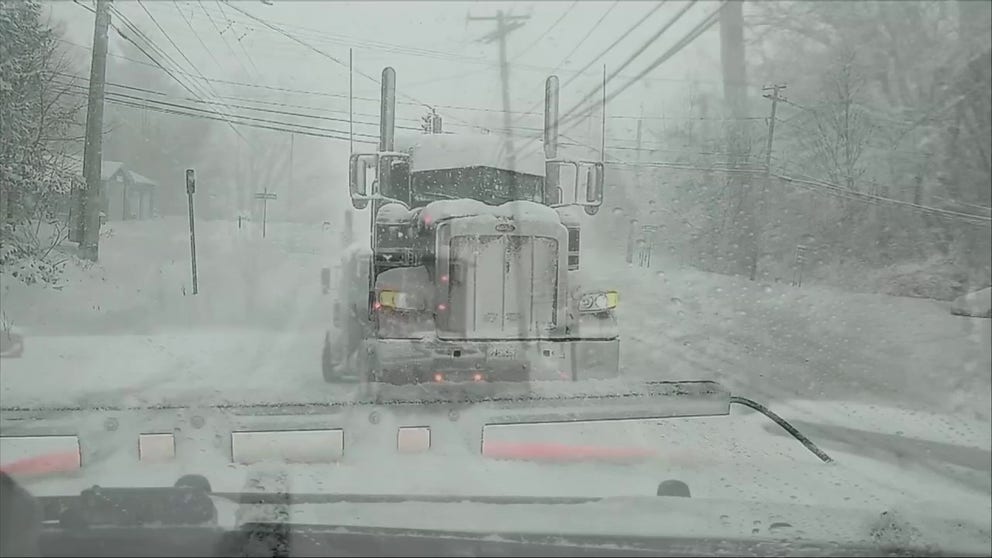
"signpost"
793,244,807,287
186,169,198,295
639,224,658,268
254,189,277,238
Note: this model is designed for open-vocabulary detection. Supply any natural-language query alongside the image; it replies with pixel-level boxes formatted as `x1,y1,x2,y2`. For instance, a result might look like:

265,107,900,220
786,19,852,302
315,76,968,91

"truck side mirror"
583,163,604,216
349,153,377,210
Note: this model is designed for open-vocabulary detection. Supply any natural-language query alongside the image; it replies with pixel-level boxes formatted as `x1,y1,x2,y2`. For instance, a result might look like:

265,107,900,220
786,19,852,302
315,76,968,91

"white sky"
46,1,731,144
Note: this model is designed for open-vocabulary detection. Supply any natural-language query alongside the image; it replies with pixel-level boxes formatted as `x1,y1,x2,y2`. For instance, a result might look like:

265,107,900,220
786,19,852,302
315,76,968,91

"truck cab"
324,69,619,385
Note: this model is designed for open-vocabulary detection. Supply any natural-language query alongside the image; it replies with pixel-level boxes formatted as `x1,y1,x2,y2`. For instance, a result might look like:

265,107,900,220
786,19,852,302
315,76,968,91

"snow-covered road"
1,217,989,420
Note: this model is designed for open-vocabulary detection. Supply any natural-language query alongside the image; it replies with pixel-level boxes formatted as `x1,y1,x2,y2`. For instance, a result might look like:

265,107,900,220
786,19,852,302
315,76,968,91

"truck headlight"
377,289,425,311
579,290,618,313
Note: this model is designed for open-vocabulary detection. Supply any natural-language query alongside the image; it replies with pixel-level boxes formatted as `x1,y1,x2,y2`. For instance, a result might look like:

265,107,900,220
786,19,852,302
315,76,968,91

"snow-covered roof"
101,161,124,181
394,133,545,176
128,171,158,187
65,156,156,186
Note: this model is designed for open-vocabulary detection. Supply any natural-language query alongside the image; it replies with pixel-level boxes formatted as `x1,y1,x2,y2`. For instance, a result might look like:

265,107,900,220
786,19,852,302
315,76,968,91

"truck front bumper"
368,337,620,384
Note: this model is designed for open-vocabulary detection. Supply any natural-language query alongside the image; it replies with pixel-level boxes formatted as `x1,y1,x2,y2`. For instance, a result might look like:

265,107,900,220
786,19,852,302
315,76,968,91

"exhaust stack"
380,67,396,152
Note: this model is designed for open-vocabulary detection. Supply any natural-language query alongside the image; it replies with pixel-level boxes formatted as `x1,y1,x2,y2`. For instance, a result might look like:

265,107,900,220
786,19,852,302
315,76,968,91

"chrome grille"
445,235,558,339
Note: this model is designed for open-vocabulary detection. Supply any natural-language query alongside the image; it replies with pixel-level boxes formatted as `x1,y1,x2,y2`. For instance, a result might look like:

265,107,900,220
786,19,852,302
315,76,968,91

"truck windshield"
410,166,544,207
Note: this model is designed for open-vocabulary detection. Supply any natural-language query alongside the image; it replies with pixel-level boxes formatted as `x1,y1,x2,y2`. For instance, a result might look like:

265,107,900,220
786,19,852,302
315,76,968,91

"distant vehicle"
323,68,619,385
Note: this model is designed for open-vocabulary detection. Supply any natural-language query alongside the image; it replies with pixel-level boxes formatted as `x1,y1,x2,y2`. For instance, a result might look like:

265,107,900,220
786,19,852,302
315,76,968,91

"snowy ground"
1,215,988,417
1,216,989,501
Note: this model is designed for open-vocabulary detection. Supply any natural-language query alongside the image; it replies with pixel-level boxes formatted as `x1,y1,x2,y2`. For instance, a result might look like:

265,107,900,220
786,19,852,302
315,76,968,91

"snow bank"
0,218,337,335
951,287,992,318
577,244,992,421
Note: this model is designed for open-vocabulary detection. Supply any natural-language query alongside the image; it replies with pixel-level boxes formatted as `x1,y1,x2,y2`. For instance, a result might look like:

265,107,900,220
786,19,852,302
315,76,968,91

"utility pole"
79,0,111,261
762,84,786,173
467,10,529,171
349,48,353,156
757,83,786,281
186,169,198,295
288,133,294,221
719,0,756,279
626,111,644,266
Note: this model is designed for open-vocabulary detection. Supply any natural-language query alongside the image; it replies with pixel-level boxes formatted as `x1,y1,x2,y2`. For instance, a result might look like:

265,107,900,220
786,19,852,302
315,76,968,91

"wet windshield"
0,0,990,555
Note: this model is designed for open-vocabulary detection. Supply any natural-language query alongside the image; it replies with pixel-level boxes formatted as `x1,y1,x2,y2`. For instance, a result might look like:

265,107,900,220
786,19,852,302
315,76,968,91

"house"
66,158,159,221
100,161,158,221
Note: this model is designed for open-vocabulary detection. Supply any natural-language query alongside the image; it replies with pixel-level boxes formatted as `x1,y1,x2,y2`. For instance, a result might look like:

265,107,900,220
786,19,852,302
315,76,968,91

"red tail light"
472,372,484,382
482,442,655,463
433,372,445,383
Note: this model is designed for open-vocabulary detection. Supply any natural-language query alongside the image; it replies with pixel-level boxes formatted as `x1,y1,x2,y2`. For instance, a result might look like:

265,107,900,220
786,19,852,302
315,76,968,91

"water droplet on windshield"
769,522,792,534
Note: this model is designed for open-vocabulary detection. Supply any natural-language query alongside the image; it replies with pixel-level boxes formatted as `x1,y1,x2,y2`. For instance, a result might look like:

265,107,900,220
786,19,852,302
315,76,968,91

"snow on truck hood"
419,199,562,225
376,199,567,228
3,397,988,526
4,400,989,555
394,133,546,176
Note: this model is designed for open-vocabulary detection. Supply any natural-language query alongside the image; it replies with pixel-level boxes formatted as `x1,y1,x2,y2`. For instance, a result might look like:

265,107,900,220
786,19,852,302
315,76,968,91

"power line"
562,3,723,130
221,2,419,106
214,0,261,77
546,1,621,78
172,0,224,72
508,1,720,162
557,1,668,94
196,0,253,79
53,73,428,133
71,2,204,103
106,2,247,141
195,1,483,61
62,87,378,143
509,1,578,62
559,0,699,127
506,1,666,131
134,1,224,101
605,157,990,225
220,2,501,135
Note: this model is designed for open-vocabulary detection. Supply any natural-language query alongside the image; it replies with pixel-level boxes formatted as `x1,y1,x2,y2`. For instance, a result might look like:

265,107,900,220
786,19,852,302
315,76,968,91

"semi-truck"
323,68,620,385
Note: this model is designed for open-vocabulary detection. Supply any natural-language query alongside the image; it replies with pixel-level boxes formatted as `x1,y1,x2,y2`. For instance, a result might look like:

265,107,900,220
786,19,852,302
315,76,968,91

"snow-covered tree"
0,0,85,284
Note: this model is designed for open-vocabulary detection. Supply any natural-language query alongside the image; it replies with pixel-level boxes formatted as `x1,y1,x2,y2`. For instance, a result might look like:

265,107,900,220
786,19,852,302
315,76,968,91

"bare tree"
801,51,875,196
1,0,85,283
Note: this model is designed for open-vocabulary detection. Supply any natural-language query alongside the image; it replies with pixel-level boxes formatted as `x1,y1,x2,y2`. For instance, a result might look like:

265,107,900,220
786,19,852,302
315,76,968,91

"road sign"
792,244,808,287
255,190,277,238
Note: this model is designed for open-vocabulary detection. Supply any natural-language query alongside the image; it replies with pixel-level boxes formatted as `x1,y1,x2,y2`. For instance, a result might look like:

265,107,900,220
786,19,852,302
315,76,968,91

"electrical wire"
62,87,377,143
509,1,579,62
506,2,721,162
558,0,697,124
53,75,424,135
560,2,721,129
215,0,261,77
545,1,620,74
172,0,224,72
196,0,254,79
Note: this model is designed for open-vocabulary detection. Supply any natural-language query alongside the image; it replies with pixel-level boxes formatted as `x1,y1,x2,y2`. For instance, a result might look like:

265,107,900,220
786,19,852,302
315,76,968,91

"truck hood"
417,199,563,227
3,394,988,529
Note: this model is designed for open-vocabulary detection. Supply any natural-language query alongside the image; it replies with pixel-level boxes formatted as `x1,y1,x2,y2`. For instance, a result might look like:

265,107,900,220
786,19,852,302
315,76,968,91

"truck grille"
445,234,558,339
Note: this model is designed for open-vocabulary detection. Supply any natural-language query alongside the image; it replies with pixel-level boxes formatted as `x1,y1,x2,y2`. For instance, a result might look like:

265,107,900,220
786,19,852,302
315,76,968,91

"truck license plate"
487,346,517,359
